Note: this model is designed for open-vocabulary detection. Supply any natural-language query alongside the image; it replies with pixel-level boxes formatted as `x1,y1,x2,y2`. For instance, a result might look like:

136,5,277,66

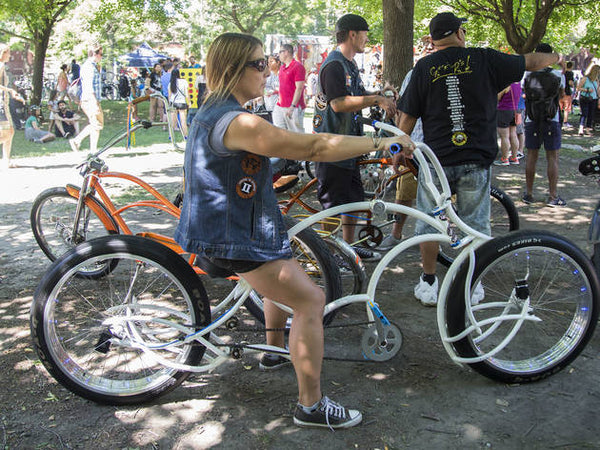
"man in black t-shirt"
53,100,80,138
396,12,563,306
313,13,396,261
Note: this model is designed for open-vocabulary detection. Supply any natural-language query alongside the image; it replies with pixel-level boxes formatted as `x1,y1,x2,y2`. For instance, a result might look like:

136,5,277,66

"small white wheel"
361,323,402,361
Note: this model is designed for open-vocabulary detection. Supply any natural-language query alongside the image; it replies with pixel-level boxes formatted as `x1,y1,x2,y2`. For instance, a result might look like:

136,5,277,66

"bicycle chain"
209,319,391,363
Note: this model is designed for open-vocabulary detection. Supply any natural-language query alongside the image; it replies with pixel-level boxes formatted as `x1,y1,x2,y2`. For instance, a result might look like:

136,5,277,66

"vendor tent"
120,42,168,68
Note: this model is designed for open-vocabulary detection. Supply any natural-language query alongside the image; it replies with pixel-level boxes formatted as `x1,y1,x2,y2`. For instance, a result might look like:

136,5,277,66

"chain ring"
357,226,384,248
361,323,403,362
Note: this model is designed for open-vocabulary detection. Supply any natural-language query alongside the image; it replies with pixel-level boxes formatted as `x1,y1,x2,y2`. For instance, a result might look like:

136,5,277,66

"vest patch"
313,114,323,128
236,177,257,198
241,154,262,175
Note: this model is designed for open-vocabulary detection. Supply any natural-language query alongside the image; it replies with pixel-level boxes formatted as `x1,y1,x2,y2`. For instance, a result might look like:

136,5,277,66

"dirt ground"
2,128,600,450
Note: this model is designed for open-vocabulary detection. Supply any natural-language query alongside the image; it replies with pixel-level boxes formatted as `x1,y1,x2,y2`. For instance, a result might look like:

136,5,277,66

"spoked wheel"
30,187,119,277
438,185,519,267
31,235,211,405
445,230,599,383
242,215,342,326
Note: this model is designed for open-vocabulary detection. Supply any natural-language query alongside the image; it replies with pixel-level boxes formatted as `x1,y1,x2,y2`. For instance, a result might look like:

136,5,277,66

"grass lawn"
11,100,185,159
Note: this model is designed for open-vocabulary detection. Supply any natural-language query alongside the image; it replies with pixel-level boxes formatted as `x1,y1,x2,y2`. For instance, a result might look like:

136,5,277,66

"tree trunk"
31,26,52,106
382,0,414,89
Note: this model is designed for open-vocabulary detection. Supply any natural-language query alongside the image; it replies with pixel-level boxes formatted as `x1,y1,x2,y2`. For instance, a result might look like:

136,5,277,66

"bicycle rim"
448,236,598,381
37,248,206,402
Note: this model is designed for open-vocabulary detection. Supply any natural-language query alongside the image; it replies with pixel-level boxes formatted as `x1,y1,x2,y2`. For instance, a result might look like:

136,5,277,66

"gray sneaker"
377,234,402,252
293,396,362,429
352,246,381,261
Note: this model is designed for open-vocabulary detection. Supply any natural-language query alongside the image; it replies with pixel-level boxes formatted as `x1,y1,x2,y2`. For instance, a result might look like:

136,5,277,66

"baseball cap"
534,43,553,54
335,14,369,33
429,12,467,41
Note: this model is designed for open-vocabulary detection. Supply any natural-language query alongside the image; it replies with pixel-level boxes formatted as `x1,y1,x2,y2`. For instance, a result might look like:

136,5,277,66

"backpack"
524,68,561,122
118,74,130,99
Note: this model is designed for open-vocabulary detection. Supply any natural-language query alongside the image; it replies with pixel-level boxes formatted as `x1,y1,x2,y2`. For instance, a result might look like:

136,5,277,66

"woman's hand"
383,135,415,159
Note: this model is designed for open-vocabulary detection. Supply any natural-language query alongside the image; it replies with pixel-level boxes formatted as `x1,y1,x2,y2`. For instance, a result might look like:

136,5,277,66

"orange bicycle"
30,120,341,324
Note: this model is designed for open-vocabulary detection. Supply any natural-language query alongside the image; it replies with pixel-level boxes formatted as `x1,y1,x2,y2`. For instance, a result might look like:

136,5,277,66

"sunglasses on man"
245,58,268,72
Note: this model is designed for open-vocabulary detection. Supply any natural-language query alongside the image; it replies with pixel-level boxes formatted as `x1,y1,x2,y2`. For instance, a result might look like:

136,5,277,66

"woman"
263,55,280,116
0,44,24,169
174,33,413,429
168,68,189,137
146,63,164,123
577,63,599,136
494,82,522,165
56,63,69,102
24,106,55,143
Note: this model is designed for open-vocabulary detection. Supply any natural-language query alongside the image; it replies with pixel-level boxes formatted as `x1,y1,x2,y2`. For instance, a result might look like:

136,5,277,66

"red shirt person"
273,43,306,132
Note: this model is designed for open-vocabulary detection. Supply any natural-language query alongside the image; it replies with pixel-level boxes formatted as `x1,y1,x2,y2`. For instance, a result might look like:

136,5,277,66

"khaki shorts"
81,99,104,131
395,168,418,202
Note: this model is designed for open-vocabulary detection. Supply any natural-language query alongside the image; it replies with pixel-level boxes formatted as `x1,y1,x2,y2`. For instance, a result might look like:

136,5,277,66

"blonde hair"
0,44,10,58
204,33,263,105
585,64,600,82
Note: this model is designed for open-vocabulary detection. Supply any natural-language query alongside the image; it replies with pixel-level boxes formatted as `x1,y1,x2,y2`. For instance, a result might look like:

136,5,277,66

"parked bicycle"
30,120,599,405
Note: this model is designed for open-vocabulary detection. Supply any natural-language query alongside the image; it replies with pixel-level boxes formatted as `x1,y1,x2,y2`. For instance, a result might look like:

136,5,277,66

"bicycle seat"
578,155,600,176
194,256,235,278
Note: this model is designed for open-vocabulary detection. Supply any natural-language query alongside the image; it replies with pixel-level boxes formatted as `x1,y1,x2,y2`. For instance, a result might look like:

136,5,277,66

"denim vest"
313,50,366,169
174,95,292,261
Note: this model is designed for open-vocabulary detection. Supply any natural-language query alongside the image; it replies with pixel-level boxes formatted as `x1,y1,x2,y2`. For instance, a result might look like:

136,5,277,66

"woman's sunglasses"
245,58,268,72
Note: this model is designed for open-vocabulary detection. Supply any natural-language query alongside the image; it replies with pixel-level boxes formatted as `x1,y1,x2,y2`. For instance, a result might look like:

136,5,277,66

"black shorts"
316,162,364,209
172,102,188,110
209,257,266,274
497,109,516,128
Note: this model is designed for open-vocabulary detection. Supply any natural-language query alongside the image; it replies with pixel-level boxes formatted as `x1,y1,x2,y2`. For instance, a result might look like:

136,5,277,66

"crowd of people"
1,10,599,430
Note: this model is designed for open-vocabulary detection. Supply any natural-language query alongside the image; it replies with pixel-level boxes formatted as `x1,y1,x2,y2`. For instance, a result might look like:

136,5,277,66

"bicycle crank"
361,322,403,361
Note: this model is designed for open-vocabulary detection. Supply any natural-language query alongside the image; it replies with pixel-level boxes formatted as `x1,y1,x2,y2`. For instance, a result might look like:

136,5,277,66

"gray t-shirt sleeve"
208,110,246,156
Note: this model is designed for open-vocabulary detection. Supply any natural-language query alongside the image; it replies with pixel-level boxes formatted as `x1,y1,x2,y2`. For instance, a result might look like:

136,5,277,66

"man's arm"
290,80,305,107
523,52,562,72
330,94,397,117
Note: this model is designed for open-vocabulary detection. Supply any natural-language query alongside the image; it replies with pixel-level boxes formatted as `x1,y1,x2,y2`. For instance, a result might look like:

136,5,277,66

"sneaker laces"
319,396,346,430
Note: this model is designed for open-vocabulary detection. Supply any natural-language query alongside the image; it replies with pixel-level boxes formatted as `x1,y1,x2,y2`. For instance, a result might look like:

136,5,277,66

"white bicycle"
30,120,599,405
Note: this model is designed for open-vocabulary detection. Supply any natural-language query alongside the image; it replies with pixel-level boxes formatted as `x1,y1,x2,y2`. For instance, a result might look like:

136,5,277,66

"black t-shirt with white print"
399,47,525,166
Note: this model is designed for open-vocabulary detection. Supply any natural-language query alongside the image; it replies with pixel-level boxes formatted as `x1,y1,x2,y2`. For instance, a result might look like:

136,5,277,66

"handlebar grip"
389,143,402,155
354,115,374,127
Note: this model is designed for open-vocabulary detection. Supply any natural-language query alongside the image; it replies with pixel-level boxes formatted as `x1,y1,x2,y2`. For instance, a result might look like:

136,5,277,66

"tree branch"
0,27,33,42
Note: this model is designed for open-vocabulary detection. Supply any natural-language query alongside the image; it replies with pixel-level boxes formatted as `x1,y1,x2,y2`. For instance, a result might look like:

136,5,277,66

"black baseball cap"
429,12,467,41
534,43,553,53
335,14,369,33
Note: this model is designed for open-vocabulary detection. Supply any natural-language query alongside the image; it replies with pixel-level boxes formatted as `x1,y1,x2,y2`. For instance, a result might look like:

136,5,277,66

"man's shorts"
395,169,417,202
316,162,364,209
415,164,491,236
497,109,516,128
525,121,561,151
80,99,104,131
559,95,572,113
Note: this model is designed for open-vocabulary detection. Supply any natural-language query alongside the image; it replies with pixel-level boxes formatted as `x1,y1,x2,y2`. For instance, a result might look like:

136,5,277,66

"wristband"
291,104,297,108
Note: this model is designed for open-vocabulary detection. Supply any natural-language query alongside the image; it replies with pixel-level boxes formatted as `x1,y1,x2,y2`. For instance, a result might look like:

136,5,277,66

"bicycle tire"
326,236,366,296
303,161,315,179
437,185,519,267
242,215,342,326
31,187,120,277
31,235,211,405
445,230,599,383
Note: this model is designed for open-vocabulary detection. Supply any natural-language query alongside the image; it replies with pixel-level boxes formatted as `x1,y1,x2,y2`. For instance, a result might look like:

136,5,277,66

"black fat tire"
446,230,599,383
31,235,211,405
243,215,342,326
438,185,519,267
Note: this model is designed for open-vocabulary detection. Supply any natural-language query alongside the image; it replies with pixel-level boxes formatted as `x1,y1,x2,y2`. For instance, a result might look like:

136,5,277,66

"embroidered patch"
236,177,257,198
313,114,323,128
241,154,262,175
451,131,468,146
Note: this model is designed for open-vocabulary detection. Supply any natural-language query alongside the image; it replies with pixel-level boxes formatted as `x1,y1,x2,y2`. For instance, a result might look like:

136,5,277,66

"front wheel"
31,235,211,405
445,230,599,383
31,187,119,277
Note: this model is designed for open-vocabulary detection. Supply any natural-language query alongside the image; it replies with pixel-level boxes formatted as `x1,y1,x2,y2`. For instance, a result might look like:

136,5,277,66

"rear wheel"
445,230,598,383
31,235,211,405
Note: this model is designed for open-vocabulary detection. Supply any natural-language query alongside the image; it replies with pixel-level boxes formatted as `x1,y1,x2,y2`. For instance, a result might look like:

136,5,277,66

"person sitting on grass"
53,100,80,138
24,106,55,143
